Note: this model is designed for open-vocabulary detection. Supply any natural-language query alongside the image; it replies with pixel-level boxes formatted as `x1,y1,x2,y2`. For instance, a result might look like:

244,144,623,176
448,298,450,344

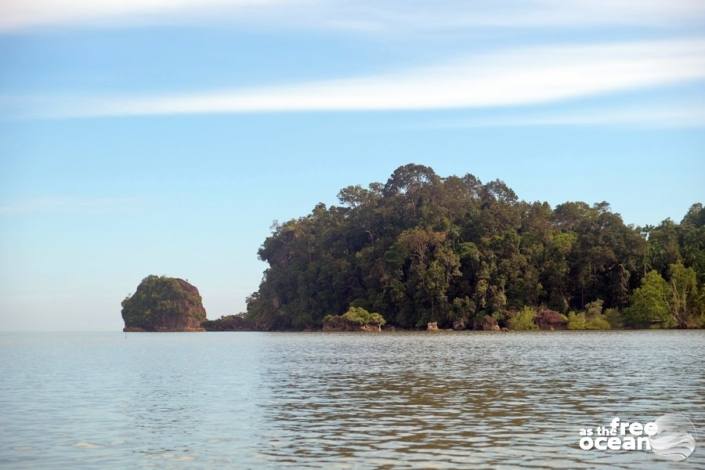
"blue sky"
1,0,704,330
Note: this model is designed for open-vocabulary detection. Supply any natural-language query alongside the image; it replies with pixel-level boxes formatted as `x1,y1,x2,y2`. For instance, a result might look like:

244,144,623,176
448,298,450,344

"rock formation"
121,275,206,332
535,308,568,330
476,315,500,331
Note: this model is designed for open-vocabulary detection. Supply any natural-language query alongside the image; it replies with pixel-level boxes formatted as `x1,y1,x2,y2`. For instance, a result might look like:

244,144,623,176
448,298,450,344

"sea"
1,330,703,468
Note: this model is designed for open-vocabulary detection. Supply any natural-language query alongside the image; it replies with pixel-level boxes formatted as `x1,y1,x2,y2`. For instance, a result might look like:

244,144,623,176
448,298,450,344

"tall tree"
244,164,702,330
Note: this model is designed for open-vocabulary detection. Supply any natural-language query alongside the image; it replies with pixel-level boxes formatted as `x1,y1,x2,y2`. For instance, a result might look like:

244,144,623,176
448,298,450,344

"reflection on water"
1,331,703,468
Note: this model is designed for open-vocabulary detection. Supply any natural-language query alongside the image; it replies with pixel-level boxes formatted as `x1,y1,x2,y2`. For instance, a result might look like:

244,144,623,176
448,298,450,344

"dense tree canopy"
245,164,705,330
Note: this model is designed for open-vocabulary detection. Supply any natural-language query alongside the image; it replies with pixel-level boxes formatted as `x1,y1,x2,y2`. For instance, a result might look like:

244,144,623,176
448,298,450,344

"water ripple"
0,331,704,468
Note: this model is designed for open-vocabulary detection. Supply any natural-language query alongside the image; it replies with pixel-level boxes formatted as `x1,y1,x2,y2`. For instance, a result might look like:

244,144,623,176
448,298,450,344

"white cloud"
1,0,704,32
0,0,286,31
425,105,705,129
26,38,705,118
313,0,705,32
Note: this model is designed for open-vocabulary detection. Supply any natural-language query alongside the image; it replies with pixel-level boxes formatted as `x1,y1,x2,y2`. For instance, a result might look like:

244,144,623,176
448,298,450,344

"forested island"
242,164,705,331
122,276,206,331
122,164,705,332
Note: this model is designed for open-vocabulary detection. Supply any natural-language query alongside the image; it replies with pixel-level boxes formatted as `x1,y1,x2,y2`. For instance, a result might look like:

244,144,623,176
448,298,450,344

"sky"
1,0,704,331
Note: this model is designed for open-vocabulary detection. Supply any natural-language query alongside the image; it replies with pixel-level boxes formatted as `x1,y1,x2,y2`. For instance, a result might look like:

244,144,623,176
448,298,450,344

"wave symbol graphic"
649,414,696,461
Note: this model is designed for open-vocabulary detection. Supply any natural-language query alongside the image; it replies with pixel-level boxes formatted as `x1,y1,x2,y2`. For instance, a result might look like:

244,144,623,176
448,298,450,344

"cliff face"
121,275,207,332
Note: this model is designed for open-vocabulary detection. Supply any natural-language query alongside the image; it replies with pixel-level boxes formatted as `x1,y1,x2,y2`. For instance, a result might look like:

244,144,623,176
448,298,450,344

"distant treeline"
243,164,705,330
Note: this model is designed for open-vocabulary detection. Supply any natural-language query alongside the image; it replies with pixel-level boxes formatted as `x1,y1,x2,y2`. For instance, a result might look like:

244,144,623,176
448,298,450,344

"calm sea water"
0,331,703,468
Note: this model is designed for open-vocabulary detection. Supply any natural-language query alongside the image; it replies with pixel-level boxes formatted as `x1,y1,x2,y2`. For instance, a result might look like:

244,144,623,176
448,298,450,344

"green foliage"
695,289,705,327
668,262,698,327
450,296,475,323
585,314,611,330
604,308,623,329
566,304,611,330
121,275,206,330
685,312,705,329
340,306,386,326
624,271,673,328
566,312,586,330
584,299,611,329
243,164,705,330
202,314,252,331
585,299,604,317
323,307,386,330
679,204,705,285
508,306,538,330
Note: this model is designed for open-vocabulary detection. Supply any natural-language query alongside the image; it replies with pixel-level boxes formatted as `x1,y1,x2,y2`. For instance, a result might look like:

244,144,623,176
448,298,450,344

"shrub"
567,311,611,330
585,314,611,330
624,270,674,328
508,306,538,330
685,313,705,328
341,306,386,326
585,299,604,317
567,311,586,330
604,308,623,329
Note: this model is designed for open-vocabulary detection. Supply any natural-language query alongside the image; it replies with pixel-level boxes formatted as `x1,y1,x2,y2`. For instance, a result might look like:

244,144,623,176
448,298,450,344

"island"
121,275,207,332
242,164,705,331
121,165,705,332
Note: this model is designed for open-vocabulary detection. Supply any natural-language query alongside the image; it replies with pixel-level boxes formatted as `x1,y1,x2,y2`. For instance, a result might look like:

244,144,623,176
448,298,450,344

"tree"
624,271,673,328
646,219,681,275
679,203,705,284
243,164,703,330
668,263,698,327
384,228,461,327
566,300,611,329
323,306,386,330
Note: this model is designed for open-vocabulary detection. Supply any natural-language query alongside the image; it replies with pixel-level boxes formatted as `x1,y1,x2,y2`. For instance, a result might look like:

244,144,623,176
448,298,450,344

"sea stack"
121,275,206,332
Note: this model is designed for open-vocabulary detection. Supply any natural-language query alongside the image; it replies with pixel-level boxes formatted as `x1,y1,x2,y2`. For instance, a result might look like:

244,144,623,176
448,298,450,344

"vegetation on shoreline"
243,164,705,331
322,307,386,331
201,314,253,331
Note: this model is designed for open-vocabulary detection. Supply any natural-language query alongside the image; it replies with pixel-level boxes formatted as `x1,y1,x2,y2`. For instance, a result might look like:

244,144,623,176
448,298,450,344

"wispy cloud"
424,104,705,129
1,0,704,32
0,0,286,32
16,38,705,118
